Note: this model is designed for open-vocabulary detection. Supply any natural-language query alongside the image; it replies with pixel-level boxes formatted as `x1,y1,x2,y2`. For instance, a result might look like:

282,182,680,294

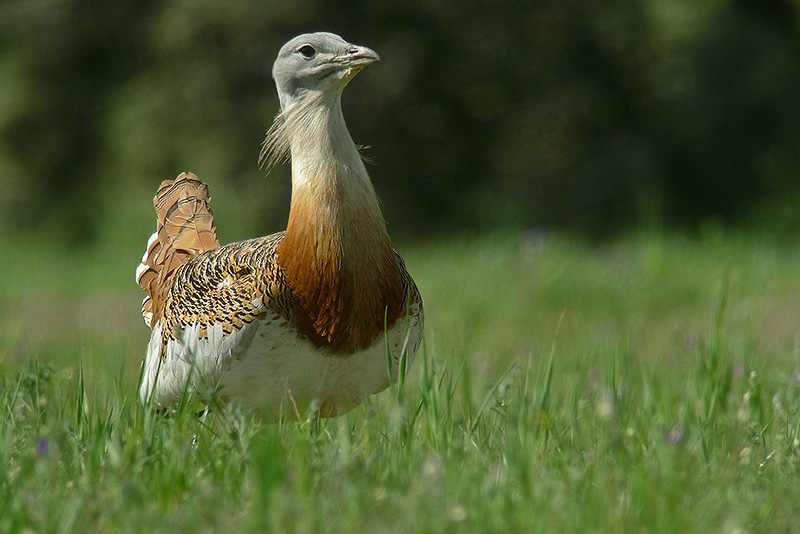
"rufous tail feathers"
135,172,221,328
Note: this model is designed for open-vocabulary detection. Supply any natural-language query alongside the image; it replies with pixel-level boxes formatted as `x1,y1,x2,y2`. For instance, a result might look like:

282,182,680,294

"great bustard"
135,33,423,416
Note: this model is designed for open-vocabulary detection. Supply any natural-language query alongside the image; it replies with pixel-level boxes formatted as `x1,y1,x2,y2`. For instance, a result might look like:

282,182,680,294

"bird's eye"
297,45,316,59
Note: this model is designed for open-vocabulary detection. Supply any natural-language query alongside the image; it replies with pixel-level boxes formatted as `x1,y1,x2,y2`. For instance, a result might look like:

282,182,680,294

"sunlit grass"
2,230,800,532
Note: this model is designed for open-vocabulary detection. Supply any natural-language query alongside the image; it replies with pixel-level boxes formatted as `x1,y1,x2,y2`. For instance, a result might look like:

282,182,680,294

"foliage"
1,0,800,246
3,231,800,531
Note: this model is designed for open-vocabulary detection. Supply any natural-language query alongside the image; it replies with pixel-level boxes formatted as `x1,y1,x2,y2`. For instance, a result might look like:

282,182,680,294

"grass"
2,229,800,532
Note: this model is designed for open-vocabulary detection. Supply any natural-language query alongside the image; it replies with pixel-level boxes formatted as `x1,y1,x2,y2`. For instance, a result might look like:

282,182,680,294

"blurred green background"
4,4,800,528
2,0,800,250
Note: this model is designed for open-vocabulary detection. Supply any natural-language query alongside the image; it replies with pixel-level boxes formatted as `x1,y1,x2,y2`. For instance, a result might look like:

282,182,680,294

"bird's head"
272,32,380,110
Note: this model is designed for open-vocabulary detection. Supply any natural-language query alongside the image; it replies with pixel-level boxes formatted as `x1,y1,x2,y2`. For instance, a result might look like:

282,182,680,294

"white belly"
140,303,422,416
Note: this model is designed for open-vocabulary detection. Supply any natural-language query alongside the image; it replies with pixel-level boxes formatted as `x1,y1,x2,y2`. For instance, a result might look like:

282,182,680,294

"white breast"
140,303,423,416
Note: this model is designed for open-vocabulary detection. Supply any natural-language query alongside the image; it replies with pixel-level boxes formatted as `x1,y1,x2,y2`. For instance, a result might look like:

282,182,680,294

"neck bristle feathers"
270,95,404,353
259,93,330,173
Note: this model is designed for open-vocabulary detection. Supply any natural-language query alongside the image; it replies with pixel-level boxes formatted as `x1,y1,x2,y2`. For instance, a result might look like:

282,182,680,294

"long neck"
276,94,403,353
286,94,386,248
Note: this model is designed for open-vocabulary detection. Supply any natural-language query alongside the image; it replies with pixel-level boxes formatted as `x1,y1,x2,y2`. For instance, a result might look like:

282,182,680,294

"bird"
135,32,423,417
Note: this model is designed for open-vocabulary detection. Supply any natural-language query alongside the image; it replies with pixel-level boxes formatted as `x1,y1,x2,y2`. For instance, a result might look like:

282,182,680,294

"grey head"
272,32,380,110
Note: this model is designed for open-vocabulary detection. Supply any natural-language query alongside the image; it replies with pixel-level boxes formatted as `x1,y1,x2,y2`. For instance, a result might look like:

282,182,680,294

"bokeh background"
2,0,800,252
6,2,800,528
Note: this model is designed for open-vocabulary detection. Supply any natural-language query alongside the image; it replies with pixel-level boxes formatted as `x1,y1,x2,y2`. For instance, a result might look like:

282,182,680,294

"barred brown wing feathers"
154,172,220,258
395,249,422,311
136,172,222,328
160,235,291,343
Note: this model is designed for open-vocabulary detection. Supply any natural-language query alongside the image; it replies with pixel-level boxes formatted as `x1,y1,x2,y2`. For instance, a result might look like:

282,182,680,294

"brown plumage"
136,173,220,329
278,190,406,353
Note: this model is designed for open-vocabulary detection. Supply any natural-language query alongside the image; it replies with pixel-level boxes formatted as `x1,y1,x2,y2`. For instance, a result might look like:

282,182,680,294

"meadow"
2,229,800,532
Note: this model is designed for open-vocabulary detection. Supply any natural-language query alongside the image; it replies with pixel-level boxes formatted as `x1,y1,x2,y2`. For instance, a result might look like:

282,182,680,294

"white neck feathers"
261,92,384,230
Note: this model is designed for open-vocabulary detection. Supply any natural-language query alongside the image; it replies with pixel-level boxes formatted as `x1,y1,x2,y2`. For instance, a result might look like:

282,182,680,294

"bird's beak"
342,45,381,69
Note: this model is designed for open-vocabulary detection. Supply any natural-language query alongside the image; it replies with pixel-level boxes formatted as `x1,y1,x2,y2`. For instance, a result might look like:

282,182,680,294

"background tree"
1,0,799,248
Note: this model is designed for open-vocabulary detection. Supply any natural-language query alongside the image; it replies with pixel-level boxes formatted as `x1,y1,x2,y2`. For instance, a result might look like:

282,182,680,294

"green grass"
3,229,800,532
